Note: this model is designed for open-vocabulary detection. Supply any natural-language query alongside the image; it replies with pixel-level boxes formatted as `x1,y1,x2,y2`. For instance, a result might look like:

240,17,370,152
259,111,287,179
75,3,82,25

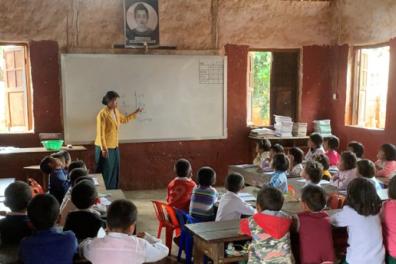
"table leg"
193,236,205,264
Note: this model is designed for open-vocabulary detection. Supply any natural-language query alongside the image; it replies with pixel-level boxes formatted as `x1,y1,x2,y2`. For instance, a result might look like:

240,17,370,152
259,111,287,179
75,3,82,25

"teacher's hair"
102,91,120,105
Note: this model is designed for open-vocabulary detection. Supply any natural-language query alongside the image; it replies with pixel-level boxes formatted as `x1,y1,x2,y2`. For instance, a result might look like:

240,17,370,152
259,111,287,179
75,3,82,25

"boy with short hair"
189,167,218,222
215,173,255,222
240,186,293,263
347,141,364,160
0,181,33,246
67,160,87,175
20,194,78,264
301,161,323,186
166,159,196,212
59,168,89,225
296,185,335,263
63,180,104,242
80,199,168,264
40,156,70,204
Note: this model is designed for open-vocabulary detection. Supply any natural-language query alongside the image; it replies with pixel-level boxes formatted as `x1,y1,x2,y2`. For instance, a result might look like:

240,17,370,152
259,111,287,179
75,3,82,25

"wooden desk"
228,165,273,187
0,146,87,155
229,165,301,188
186,220,250,264
287,178,338,196
0,146,88,181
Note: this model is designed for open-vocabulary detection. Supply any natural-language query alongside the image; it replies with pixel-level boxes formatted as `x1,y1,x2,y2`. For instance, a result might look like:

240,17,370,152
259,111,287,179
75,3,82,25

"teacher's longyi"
95,91,142,189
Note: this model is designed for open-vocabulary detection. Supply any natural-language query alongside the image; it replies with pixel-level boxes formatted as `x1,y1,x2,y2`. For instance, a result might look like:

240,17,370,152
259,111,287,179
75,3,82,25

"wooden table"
186,220,250,264
0,146,88,181
287,178,338,196
228,165,274,187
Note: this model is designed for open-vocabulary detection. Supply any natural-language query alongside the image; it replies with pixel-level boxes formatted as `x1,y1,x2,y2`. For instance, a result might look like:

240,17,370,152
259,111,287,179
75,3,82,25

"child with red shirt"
240,186,293,263
166,159,196,212
295,185,335,264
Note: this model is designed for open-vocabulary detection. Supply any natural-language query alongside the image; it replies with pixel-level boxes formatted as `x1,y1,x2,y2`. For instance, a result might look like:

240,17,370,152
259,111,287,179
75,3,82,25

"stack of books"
274,115,293,137
249,128,275,137
292,122,308,137
313,119,332,137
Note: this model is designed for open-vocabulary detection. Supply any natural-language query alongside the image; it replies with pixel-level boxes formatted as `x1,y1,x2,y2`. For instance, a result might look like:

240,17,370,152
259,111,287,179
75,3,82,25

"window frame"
347,42,390,130
0,42,33,134
247,48,301,128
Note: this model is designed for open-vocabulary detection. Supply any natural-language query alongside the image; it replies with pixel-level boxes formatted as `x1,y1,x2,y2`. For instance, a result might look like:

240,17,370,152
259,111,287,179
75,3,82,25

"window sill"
0,131,35,135
344,125,385,131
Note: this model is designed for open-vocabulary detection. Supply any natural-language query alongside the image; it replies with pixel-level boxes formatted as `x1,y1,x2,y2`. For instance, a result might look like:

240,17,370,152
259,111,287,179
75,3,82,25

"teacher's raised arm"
94,91,142,189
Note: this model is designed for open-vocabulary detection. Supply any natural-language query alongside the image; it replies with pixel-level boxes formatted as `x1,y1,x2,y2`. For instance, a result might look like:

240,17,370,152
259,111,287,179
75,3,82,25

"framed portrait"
124,0,159,48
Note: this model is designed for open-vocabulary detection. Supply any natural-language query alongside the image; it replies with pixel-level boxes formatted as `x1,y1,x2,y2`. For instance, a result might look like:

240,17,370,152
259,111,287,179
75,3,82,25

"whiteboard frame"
61,54,228,144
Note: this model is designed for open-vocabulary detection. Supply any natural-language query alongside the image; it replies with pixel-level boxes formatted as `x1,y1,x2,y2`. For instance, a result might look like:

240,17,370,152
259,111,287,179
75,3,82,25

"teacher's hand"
101,149,109,158
133,107,143,115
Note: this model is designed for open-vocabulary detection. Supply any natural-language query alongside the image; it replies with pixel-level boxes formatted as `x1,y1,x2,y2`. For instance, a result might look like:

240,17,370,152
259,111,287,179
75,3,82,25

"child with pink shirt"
382,176,396,264
324,135,341,166
375,144,396,178
331,151,358,190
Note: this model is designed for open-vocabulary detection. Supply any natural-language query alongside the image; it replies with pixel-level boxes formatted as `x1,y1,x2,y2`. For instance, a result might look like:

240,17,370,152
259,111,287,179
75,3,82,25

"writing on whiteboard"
199,60,224,85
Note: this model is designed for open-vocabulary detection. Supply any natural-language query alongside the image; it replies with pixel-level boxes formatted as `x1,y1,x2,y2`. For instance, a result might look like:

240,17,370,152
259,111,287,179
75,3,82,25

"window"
348,45,390,129
247,51,299,127
247,52,272,126
0,44,33,133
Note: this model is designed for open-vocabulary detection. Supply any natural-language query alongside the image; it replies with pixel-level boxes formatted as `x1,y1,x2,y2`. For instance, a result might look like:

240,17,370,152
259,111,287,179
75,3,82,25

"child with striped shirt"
189,167,218,222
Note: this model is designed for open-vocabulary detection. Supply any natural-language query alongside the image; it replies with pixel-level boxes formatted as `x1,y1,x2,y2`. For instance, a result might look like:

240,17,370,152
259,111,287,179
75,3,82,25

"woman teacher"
95,91,142,189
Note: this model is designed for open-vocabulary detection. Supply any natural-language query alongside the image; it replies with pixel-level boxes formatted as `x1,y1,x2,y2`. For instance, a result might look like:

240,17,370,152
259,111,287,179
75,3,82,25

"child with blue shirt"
20,194,78,264
189,167,218,222
357,159,383,191
269,153,289,193
40,156,70,204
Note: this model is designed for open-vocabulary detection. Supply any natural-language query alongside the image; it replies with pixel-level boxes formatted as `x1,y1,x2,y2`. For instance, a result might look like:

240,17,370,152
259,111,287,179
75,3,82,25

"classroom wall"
322,39,396,160
333,0,396,45
325,0,396,159
0,0,334,50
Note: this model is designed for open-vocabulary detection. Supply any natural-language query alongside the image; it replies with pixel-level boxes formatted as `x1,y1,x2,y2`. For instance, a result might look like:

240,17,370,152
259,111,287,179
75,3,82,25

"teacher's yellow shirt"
95,107,137,150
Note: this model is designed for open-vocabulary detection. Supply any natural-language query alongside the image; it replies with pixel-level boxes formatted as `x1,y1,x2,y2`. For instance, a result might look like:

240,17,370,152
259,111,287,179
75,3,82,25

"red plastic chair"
327,193,346,209
27,178,45,197
151,200,180,254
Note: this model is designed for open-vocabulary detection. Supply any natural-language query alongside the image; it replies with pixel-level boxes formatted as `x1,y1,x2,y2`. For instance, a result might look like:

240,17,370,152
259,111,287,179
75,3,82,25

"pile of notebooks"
274,115,293,137
249,127,275,137
313,119,332,137
292,122,308,137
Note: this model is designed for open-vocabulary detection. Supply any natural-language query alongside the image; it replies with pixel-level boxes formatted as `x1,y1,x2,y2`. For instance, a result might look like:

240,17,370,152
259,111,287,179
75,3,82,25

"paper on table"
238,192,256,202
92,177,99,186
236,164,258,169
97,227,106,238
296,179,331,185
99,197,111,206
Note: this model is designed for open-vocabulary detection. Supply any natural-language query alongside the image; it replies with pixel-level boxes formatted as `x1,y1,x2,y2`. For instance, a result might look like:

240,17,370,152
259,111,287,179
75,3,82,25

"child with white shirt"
305,133,325,162
331,151,357,191
80,199,168,264
215,173,255,222
331,178,385,264
300,161,323,186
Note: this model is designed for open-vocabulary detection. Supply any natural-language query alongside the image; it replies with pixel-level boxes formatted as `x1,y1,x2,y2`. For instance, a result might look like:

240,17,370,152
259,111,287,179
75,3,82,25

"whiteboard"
61,54,227,144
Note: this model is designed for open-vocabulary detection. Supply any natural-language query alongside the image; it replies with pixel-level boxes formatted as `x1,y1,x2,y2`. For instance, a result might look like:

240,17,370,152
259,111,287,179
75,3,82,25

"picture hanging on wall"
124,0,159,48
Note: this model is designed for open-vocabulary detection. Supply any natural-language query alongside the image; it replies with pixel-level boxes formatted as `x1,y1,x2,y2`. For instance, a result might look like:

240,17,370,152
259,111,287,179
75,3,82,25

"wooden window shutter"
3,46,29,131
357,52,368,127
247,52,255,125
